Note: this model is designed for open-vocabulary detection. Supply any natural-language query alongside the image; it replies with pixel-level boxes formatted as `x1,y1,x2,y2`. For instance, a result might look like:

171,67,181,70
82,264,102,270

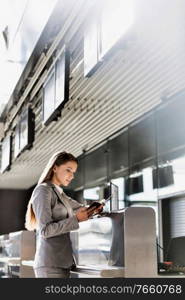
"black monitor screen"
19,107,34,153
14,124,20,159
153,165,174,189
126,175,143,195
103,182,119,211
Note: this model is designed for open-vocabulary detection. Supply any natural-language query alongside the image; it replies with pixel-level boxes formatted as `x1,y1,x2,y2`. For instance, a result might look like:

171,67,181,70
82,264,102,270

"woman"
25,151,102,278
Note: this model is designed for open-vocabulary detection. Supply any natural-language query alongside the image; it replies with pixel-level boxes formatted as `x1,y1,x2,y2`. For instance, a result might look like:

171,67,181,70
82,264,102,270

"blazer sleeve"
32,185,79,239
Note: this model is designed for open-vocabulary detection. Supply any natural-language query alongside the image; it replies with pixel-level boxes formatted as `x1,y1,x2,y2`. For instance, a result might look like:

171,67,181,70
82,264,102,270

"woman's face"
51,161,78,186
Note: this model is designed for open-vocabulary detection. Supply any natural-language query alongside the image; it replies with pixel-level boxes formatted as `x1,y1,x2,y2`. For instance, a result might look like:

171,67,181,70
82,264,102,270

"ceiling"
0,0,185,189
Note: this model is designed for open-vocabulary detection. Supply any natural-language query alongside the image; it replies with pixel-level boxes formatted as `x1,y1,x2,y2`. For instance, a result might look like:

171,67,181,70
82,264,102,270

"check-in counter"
71,207,158,278
0,208,157,278
0,230,36,278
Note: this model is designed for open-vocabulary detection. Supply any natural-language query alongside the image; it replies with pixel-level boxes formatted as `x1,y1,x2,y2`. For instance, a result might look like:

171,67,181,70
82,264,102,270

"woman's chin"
64,181,70,186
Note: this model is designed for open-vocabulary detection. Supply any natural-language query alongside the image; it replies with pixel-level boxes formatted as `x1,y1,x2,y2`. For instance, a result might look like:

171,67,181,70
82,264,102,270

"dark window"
129,114,156,171
157,95,185,160
109,130,128,176
85,145,107,186
70,157,84,190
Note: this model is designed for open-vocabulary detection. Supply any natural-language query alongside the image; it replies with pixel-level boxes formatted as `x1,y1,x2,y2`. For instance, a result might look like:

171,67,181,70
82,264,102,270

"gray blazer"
31,181,82,269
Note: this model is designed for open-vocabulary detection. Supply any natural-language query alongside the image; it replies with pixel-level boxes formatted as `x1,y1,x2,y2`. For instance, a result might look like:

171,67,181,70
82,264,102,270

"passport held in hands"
87,201,103,210
87,196,111,215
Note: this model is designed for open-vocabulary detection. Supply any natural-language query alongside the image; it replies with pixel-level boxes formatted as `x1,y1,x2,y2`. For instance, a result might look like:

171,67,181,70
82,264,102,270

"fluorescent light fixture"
84,0,134,77
84,19,99,77
42,68,55,124
1,134,11,173
100,0,134,59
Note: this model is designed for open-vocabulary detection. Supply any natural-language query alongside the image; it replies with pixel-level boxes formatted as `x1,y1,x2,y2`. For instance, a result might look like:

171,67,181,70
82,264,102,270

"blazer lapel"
61,193,74,218
46,181,73,217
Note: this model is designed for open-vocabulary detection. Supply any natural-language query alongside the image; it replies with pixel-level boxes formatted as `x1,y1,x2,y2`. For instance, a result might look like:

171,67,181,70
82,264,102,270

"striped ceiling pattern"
0,0,185,189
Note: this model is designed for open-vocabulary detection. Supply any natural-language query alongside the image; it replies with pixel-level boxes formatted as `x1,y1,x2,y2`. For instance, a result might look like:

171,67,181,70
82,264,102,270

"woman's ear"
53,165,57,173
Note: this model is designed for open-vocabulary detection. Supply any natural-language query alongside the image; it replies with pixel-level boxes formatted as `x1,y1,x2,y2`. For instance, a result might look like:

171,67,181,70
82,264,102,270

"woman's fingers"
87,206,97,215
76,204,104,221
78,207,87,212
94,204,104,214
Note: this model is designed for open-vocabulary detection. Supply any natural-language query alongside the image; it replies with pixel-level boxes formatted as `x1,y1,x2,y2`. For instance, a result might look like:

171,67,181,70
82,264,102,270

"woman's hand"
93,204,104,215
76,207,95,222
87,204,104,217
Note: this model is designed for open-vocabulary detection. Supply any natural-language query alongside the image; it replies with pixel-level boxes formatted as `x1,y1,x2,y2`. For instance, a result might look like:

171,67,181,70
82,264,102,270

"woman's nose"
70,173,74,179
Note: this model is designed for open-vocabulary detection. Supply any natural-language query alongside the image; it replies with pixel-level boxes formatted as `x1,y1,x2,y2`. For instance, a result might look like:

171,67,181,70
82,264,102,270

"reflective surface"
71,216,112,266
71,207,157,277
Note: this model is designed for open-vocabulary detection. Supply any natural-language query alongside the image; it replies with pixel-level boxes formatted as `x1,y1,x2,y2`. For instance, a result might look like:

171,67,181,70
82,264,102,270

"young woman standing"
25,151,102,278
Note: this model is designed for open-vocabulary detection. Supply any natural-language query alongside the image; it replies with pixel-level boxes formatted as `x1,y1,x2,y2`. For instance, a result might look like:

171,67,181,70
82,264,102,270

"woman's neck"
51,178,61,186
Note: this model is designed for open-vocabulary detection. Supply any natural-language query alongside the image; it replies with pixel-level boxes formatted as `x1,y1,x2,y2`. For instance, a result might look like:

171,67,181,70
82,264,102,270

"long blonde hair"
25,151,78,230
